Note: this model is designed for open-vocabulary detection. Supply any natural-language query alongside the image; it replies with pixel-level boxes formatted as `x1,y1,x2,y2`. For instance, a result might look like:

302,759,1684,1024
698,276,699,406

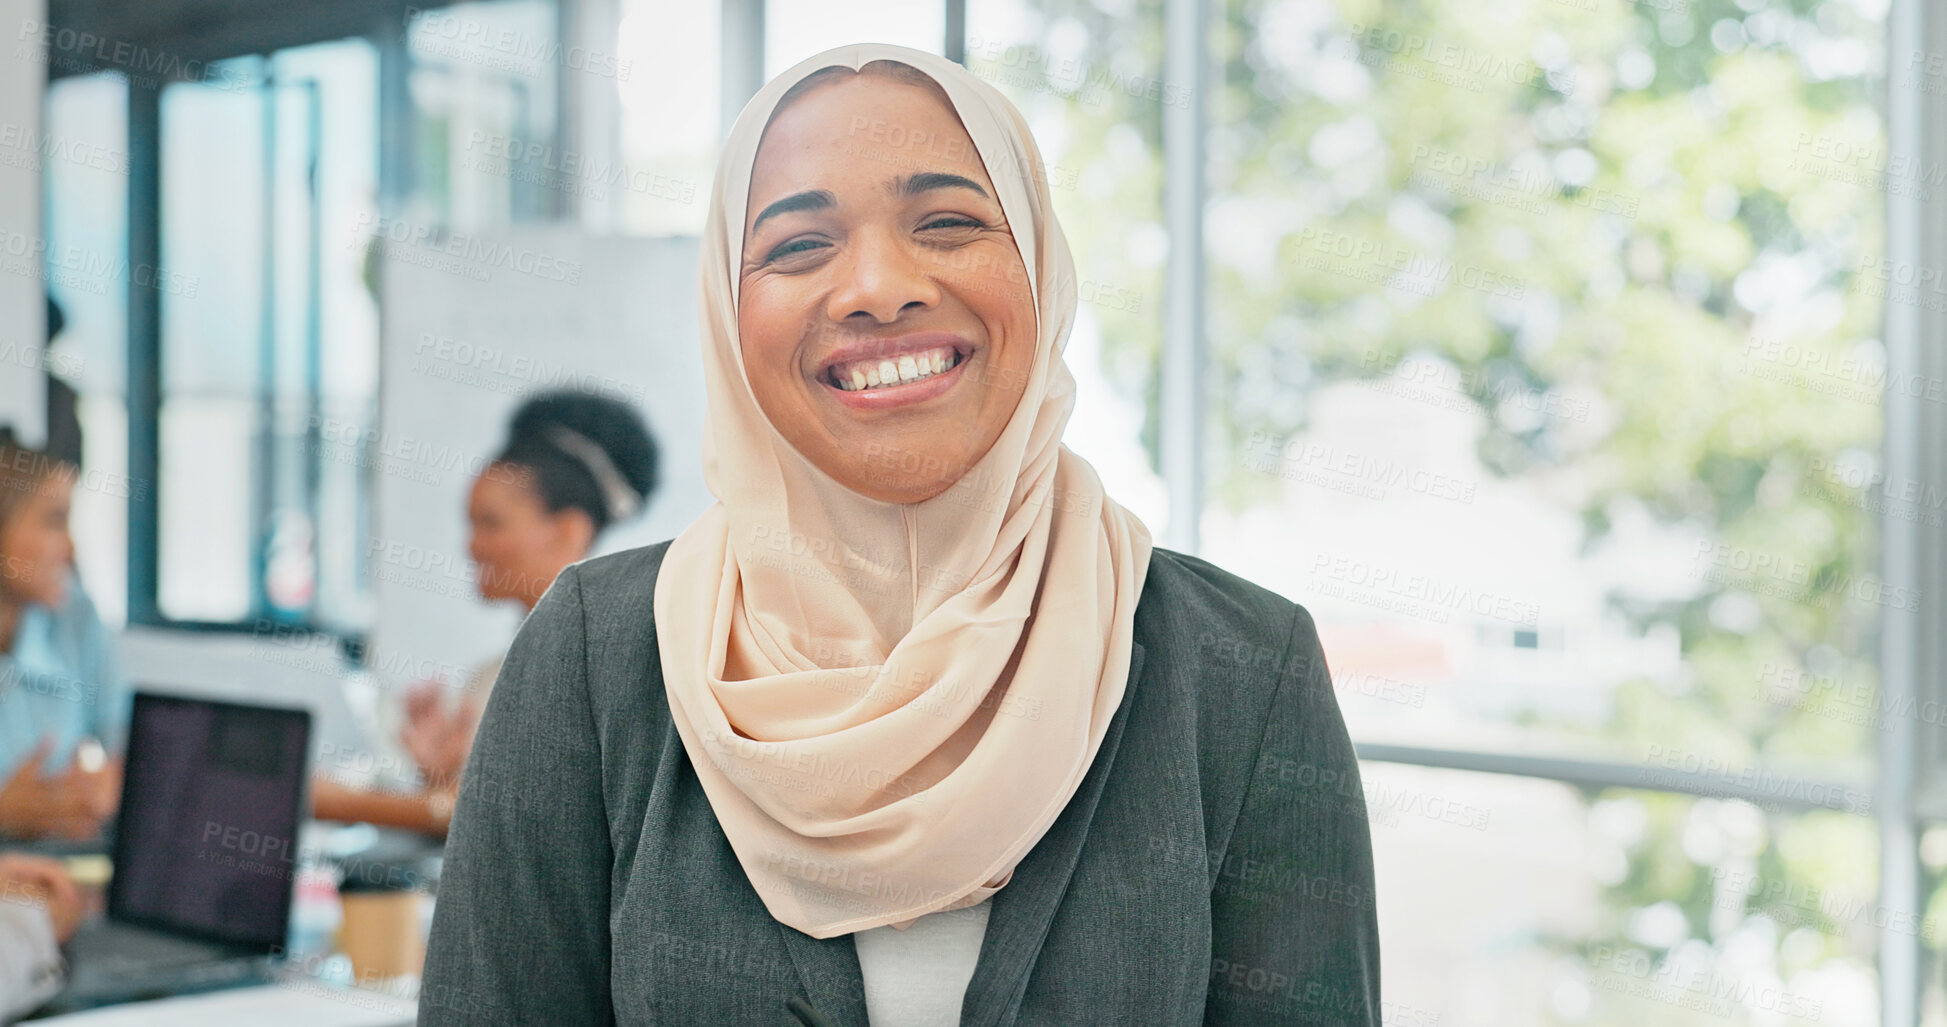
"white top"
0,901,64,1021
465,654,505,708
851,899,992,1027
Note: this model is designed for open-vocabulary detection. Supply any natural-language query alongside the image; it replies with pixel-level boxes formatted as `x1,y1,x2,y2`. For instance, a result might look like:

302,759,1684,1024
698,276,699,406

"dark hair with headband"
495,391,658,535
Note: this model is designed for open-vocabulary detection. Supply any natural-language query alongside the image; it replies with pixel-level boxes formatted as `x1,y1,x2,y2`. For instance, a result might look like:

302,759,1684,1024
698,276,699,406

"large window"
144,40,379,632
963,0,1900,1020
1206,0,1889,1016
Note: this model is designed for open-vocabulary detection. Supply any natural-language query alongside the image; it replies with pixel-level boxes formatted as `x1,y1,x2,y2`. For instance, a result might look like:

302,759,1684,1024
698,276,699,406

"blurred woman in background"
0,429,127,842
312,391,658,835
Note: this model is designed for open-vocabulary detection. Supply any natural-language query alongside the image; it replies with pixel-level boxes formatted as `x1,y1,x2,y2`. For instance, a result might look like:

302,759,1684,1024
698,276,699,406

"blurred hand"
0,740,116,841
0,853,83,943
310,774,353,822
63,752,119,826
399,682,482,787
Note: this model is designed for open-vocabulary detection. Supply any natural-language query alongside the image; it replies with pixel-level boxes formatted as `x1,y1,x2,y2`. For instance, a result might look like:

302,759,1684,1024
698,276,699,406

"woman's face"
467,465,593,609
738,72,1038,504
0,473,75,609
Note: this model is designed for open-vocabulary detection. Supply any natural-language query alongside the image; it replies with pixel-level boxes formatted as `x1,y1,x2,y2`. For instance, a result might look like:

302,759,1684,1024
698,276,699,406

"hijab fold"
653,42,1153,940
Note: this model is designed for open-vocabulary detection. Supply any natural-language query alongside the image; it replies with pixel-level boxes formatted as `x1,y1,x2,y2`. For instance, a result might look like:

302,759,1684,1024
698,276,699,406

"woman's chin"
825,458,965,504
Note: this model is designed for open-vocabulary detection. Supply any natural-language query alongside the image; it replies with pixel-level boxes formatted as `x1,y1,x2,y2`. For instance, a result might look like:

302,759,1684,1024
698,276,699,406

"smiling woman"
737,63,1037,504
421,42,1380,1027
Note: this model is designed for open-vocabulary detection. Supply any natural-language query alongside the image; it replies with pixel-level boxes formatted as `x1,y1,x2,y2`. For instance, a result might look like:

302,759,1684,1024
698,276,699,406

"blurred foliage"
974,0,1899,1020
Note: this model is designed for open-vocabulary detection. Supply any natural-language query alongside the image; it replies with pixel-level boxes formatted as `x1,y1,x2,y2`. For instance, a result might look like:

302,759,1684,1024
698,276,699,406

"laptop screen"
107,693,312,952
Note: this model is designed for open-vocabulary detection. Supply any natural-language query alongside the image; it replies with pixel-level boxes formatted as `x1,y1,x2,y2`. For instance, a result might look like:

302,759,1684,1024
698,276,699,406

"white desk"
32,983,414,1026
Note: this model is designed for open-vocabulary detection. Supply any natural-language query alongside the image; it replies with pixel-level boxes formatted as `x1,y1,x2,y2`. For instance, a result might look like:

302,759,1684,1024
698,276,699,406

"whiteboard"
371,227,709,687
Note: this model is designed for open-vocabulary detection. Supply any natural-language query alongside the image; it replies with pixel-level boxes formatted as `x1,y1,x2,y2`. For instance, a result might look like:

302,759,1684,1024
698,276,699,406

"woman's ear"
553,506,598,558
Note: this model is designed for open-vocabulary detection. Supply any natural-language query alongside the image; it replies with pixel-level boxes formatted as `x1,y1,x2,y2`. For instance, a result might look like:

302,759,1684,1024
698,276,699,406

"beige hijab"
653,42,1153,940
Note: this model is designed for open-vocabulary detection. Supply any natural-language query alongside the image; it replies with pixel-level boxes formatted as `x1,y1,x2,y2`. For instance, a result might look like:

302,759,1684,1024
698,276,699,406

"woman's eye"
921,216,985,231
765,238,829,263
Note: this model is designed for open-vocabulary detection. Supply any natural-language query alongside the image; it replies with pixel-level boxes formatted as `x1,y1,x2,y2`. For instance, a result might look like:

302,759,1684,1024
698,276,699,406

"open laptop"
43,693,312,1012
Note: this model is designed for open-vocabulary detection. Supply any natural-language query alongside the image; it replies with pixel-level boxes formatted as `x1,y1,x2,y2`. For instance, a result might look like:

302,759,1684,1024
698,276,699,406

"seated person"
0,852,82,1022
0,431,127,842
313,392,658,835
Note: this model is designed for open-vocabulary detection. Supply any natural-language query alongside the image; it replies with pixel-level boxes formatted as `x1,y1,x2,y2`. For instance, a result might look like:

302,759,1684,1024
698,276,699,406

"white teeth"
831,347,961,391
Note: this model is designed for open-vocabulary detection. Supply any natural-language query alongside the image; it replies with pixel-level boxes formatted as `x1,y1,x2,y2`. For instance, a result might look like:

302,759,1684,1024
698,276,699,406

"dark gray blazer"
421,541,1381,1026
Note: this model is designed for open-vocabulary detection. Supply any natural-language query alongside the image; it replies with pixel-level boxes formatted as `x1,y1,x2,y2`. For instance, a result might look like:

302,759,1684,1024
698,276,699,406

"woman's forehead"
745,76,993,215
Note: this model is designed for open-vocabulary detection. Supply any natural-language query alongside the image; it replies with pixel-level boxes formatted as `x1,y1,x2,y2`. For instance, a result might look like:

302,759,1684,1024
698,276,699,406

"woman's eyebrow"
900,172,988,198
752,189,836,231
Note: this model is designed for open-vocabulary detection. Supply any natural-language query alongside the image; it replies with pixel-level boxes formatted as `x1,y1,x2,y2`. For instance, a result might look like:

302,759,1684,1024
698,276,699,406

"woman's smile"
815,331,976,410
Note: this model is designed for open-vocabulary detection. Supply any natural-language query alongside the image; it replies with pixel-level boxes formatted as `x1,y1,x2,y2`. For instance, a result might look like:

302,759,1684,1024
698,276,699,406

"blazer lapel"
957,639,1147,1027
775,920,870,1027
774,640,1149,1027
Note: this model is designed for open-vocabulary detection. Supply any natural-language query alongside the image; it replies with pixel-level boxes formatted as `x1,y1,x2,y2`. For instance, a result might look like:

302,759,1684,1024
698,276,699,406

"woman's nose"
825,229,941,324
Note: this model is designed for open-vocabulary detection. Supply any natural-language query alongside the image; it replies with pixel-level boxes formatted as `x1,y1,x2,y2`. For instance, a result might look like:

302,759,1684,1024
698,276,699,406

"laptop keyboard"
73,923,233,974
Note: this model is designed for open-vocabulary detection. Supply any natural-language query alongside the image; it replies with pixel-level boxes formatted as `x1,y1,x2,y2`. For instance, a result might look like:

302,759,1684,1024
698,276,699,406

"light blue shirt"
0,574,131,779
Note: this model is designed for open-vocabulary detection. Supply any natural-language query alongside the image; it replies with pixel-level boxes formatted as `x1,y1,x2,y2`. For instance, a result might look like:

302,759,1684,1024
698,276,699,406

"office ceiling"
43,0,456,79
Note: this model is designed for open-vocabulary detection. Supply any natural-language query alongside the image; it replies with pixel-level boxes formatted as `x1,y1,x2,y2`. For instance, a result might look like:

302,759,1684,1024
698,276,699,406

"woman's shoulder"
547,539,677,678
1137,547,1332,750
566,538,676,604
1138,546,1322,660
